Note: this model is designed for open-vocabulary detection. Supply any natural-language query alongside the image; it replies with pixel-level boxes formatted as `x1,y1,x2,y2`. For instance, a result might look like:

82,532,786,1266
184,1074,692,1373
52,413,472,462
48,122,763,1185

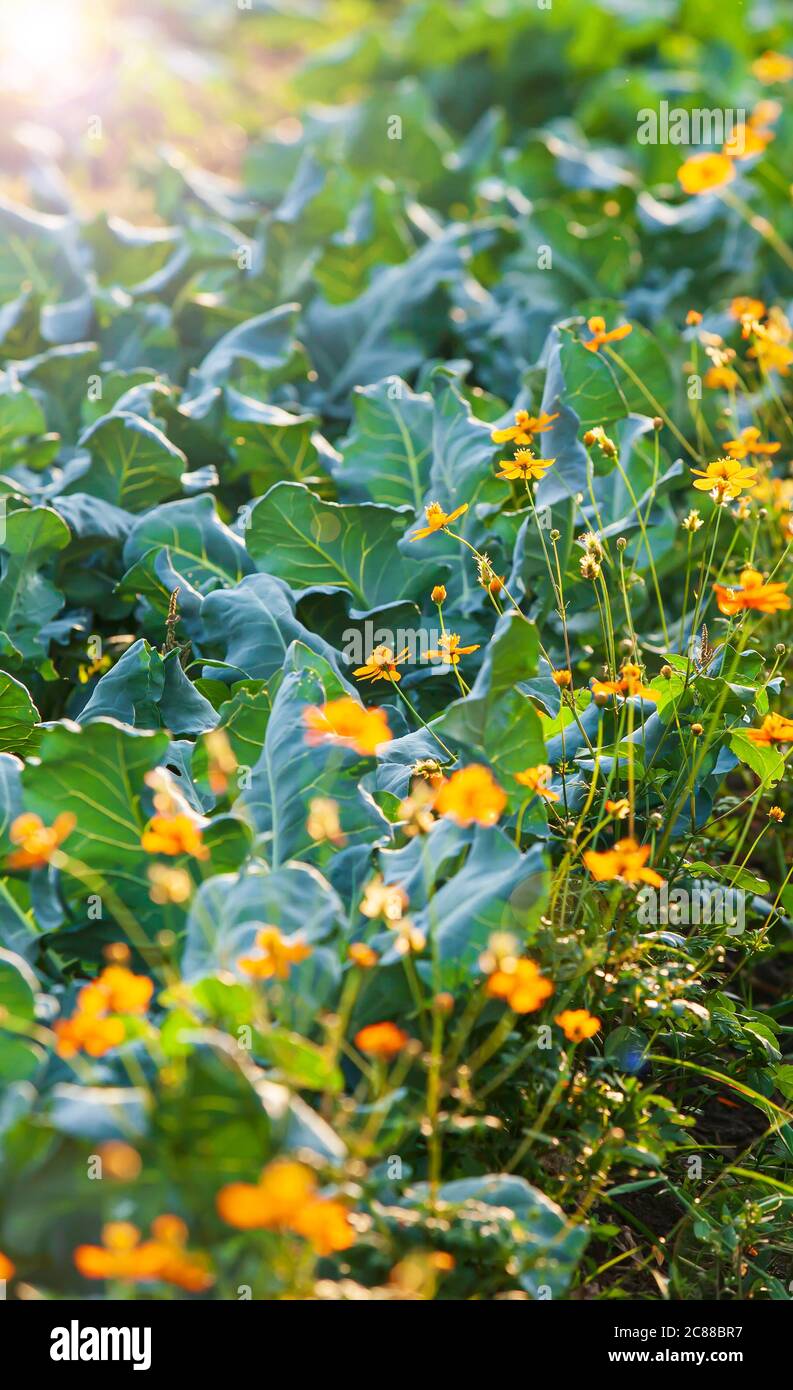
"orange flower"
353,645,409,684
592,662,657,702
204,728,237,796
354,1022,410,1058
425,632,480,666
149,1215,214,1293
292,1199,355,1256
685,309,703,326
744,713,793,745
434,764,507,827
409,501,468,541
605,798,631,820
555,1009,601,1042
7,812,76,869
303,696,391,756
750,101,782,130
141,813,208,860
723,125,772,160
690,457,758,502
75,1218,212,1290
0,1251,15,1282
713,567,790,616
74,1222,165,1282
84,965,154,1015
729,296,766,322
496,448,555,482
584,837,664,886
583,315,632,352
490,409,559,446
723,426,780,459
752,50,793,84
54,1012,126,1060
238,925,312,981
703,365,740,390
217,1159,354,1254
514,764,559,802
348,942,378,969
677,152,735,195
486,957,554,1014
218,1160,317,1230
96,1141,142,1182
552,668,572,687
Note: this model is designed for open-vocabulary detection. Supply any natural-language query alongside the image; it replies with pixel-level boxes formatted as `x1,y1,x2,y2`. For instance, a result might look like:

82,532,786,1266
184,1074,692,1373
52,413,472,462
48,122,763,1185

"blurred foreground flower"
486,958,554,1014
7,812,76,869
584,838,664,886
304,696,391,755
555,1009,601,1042
239,925,312,981
217,1159,355,1255
434,764,506,826
677,152,735,195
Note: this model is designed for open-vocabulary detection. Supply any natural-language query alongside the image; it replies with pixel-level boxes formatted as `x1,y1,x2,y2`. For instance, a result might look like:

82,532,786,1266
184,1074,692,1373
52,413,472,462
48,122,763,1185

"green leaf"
70,411,186,512
245,481,434,611
0,506,70,661
0,671,40,755
333,377,433,509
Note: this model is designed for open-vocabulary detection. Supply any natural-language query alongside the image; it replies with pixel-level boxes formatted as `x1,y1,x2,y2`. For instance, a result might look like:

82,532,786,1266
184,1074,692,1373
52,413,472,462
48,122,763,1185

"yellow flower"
713,567,790,616
744,713,793,745
605,798,631,820
425,632,480,666
486,957,554,1014
768,806,784,822
703,365,740,390
434,764,507,827
677,152,735,195
360,874,408,922
7,812,76,869
353,644,409,684
752,50,793,84
141,813,209,860
690,457,758,502
552,668,572,687
355,1021,410,1058
514,764,559,802
409,501,468,541
306,796,346,846
303,696,392,756
74,1223,166,1283
584,837,664,886
490,409,559,445
496,448,555,482
583,315,632,352
0,1252,15,1282
555,1009,601,1042
348,942,378,969
148,863,193,904
748,323,793,375
723,426,780,459
238,925,312,981
722,125,773,159
431,584,447,604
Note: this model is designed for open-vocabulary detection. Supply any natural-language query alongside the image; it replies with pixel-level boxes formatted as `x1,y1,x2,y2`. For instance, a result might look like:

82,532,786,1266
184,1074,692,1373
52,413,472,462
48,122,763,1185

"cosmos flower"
434,764,507,826
583,315,633,352
744,713,793,745
496,448,556,482
690,457,758,503
425,632,480,666
409,501,468,541
677,152,735,195
713,567,790,616
490,409,559,446
303,696,392,755
485,958,554,1014
514,764,559,801
555,1009,601,1042
7,812,76,869
584,837,664,886
353,644,409,684
238,925,312,981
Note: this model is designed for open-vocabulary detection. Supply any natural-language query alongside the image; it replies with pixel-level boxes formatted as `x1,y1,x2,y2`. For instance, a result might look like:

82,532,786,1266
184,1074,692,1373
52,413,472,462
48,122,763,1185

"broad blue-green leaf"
67,411,187,512
0,506,70,660
246,481,434,611
333,377,433,509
